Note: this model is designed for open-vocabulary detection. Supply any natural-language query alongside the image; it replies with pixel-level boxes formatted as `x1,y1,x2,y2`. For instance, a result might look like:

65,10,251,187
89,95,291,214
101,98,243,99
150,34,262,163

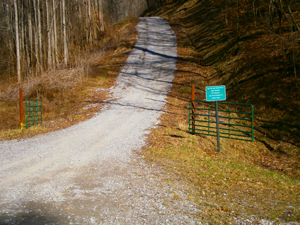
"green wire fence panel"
189,100,254,142
25,99,42,129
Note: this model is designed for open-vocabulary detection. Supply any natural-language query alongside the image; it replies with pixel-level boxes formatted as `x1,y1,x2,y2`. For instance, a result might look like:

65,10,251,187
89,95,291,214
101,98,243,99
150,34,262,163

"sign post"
206,86,226,152
191,84,195,133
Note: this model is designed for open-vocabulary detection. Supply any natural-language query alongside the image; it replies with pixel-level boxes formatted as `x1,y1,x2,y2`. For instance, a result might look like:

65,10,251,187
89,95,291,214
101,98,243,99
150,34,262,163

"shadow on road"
0,202,61,225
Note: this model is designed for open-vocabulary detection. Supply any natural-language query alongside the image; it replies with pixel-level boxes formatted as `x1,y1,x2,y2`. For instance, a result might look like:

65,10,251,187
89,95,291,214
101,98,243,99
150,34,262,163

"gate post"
215,101,221,152
191,84,195,133
19,88,24,130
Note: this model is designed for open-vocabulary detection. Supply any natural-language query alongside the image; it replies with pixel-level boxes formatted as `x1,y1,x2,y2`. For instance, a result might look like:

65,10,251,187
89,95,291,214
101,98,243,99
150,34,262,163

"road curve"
0,17,201,224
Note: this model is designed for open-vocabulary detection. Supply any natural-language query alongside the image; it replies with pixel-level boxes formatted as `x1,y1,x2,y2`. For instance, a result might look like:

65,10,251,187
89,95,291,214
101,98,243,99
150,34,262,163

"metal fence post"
208,102,210,133
251,104,254,142
191,84,195,133
30,100,34,127
229,104,231,138
215,101,221,152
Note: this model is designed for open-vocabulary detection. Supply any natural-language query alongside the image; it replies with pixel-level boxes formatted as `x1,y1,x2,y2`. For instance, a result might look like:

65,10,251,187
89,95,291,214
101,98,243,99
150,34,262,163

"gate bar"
216,101,221,152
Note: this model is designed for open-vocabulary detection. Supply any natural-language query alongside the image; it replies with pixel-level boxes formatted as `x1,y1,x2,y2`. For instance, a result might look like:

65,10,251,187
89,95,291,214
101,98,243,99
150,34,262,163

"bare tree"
283,0,300,31
52,0,58,66
37,0,43,71
62,0,68,65
46,0,52,67
28,0,33,67
99,0,105,32
0,0,153,80
13,0,21,82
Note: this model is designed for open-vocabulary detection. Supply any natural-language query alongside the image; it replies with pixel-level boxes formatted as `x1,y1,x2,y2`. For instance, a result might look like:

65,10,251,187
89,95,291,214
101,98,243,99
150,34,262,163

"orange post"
191,84,195,133
19,88,24,129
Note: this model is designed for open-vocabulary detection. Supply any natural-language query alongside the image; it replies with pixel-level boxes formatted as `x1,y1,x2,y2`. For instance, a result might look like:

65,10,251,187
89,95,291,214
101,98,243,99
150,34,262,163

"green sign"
206,86,226,101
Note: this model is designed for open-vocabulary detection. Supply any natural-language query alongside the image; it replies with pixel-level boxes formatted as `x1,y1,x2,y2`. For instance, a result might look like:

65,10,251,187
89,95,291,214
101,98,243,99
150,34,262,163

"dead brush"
0,66,88,131
0,67,85,102
0,46,106,106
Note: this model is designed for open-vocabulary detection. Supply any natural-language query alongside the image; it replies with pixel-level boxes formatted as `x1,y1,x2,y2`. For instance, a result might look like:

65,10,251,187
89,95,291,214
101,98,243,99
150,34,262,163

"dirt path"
0,17,201,224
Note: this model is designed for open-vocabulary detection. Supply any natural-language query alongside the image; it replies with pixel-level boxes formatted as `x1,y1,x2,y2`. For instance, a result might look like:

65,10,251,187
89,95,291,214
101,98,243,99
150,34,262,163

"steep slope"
145,0,300,165
140,1,300,223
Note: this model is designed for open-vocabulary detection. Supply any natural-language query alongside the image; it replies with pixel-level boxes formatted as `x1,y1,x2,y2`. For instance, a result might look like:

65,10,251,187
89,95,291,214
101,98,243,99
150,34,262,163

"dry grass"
141,18,300,223
0,17,139,140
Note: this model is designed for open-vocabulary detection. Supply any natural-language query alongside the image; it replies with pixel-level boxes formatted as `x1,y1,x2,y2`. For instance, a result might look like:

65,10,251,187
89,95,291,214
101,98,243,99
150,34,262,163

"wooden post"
191,84,195,133
19,88,24,129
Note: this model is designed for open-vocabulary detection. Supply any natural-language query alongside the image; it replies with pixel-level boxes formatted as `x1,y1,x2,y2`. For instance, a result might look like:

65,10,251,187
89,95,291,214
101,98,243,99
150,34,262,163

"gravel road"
0,17,202,224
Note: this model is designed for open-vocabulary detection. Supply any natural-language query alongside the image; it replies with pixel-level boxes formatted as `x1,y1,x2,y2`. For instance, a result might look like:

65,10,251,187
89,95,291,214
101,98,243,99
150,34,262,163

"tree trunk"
14,0,21,82
53,0,58,66
37,0,43,71
4,2,14,79
62,0,68,66
99,0,105,32
46,0,52,68
21,0,28,79
88,0,92,44
252,0,257,28
291,23,298,87
93,0,97,41
33,0,40,75
85,1,89,43
236,0,240,37
286,1,300,31
28,0,33,67
78,0,83,47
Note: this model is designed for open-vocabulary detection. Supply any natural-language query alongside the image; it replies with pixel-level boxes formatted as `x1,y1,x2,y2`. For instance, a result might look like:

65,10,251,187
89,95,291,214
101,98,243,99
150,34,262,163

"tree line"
0,0,107,82
0,0,105,81
0,0,169,83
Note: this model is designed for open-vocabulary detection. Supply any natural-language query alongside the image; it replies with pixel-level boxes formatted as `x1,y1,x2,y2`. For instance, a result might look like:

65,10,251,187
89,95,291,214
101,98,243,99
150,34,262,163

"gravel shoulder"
0,17,202,224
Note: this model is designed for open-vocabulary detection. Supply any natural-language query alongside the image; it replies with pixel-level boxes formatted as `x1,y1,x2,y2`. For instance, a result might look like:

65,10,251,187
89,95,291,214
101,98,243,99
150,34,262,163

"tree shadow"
97,100,186,116
0,202,61,225
133,46,177,60
223,55,300,147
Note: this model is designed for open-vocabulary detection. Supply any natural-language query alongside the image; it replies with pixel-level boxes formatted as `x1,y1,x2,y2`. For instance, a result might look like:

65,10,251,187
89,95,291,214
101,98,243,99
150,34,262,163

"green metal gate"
25,99,43,129
189,100,254,142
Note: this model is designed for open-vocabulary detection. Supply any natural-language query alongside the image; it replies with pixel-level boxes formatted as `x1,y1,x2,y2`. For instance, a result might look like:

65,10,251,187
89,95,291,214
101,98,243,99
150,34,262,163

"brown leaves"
257,153,300,179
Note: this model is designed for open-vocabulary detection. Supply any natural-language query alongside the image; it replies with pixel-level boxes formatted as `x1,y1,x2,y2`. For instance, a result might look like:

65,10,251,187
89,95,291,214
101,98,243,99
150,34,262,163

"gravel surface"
0,17,204,224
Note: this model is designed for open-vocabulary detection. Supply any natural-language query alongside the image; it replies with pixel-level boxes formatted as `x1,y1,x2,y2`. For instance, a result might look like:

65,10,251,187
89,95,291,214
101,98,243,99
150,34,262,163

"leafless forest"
0,0,169,83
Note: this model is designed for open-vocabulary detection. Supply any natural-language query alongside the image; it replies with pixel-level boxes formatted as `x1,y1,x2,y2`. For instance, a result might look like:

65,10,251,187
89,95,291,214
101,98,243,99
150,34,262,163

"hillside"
153,0,299,143
143,0,300,173
140,0,300,223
